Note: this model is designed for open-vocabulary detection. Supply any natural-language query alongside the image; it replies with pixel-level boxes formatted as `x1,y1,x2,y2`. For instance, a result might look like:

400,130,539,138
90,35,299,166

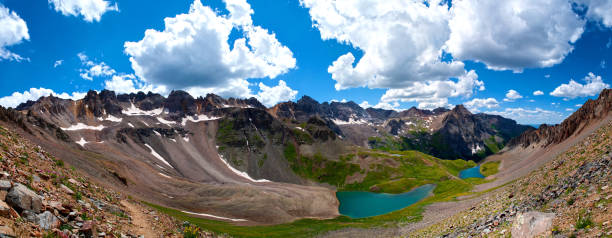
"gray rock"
511,211,555,238
5,183,42,213
35,211,62,230
0,180,11,190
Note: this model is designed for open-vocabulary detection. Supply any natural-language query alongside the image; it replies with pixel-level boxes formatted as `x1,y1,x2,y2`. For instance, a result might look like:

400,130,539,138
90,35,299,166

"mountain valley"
0,89,610,237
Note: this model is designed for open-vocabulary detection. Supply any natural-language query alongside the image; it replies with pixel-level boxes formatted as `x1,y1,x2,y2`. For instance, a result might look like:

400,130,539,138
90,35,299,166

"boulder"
23,210,61,230
511,211,555,238
5,183,42,213
36,211,62,230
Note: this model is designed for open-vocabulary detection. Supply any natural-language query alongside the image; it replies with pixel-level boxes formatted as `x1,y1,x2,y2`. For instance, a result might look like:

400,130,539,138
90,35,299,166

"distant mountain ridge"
14,89,531,161
508,88,612,149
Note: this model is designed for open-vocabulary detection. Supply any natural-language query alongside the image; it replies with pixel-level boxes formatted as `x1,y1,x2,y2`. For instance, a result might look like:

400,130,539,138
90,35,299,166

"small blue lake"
459,165,485,179
336,184,435,218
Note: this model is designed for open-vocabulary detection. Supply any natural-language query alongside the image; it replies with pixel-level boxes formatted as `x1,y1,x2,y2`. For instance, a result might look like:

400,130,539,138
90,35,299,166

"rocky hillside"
508,88,612,148
413,118,612,237
0,124,183,237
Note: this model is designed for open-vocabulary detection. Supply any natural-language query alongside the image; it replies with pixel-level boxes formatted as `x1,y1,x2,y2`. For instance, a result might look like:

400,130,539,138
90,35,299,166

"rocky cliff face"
431,105,532,160
508,89,612,148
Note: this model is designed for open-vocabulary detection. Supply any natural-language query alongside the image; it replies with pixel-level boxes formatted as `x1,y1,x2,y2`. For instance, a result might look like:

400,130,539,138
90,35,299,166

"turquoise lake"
336,184,435,218
459,165,485,179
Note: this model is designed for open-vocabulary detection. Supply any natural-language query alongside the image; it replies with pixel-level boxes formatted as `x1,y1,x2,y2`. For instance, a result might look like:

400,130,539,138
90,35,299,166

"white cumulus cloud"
550,72,609,99
577,0,612,27
446,0,585,72
301,0,468,91
124,0,296,101
379,70,483,109
503,89,523,102
48,0,118,22
0,88,86,108
464,98,499,113
486,107,565,124
0,4,29,61
533,90,544,96
254,80,298,107
78,53,116,80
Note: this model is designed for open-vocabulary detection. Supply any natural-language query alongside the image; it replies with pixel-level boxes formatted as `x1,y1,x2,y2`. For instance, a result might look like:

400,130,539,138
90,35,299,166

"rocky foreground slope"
0,124,183,237
413,118,612,237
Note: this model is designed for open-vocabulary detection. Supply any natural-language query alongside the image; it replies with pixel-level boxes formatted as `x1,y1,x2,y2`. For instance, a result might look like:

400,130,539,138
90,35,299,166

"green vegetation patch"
284,143,359,187
480,161,501,177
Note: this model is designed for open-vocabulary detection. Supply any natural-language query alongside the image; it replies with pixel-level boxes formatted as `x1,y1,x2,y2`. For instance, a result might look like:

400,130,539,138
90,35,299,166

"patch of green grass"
439,159,477,176
576,214,593,229
480,161,500,177
342,150,474,193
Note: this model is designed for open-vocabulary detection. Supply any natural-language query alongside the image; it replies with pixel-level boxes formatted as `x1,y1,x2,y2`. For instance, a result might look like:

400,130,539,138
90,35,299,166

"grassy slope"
479,161,500,177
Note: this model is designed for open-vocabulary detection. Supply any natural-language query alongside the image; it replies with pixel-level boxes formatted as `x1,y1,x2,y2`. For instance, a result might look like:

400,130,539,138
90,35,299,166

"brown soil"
121,200,157,237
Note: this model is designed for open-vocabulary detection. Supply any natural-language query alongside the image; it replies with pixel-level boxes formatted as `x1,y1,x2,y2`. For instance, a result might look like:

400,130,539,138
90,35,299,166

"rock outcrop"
511,212,555,238
508,88,612,148
6,183,42,213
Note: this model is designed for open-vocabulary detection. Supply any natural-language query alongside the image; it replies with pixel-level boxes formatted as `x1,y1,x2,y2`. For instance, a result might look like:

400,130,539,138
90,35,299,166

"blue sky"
0,0,610,124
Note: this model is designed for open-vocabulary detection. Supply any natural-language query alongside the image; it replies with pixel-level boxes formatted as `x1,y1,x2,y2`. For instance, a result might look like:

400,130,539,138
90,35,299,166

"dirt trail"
121,200,157,238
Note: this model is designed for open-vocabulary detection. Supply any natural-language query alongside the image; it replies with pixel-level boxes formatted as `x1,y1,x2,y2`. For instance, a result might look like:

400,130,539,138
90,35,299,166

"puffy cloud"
358,100,404,111
486,107,565,124
578,0,612,27
253,80,298,107
446,0,584,72
78,53,116,80
124,0,296,100
503,89,523,102
53,60,63,68
380,70,483,109
550,72,609,99
373,101,403,111
464,98,499,113
533,90,544,96
301,0,468,91
0,4,29,61
0,88,86,108
48,0,118,22
358,101,372,109
104,74,168,95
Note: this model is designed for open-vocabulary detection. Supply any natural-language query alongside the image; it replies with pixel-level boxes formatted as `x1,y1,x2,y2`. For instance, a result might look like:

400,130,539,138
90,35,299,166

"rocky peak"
508,88,612,148
433,107,450,115
163,90,197,117
365,108,398,120
398,107,433,118
450,104,472,116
